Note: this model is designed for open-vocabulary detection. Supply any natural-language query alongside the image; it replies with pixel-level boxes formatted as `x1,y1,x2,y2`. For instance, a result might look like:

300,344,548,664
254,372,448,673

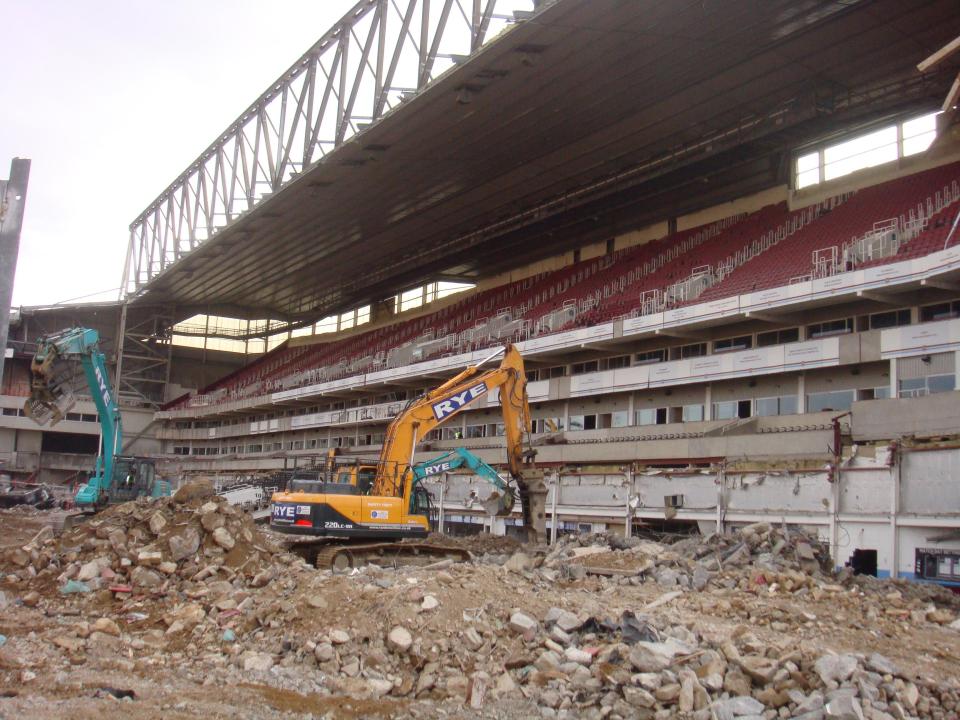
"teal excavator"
411,447,516,516
25,327,170,512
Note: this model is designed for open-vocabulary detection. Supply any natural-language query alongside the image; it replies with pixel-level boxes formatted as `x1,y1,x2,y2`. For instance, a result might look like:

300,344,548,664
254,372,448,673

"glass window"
808,318,852,338
824,126,898,181
611,411,630,428
675,343,707,359
682,405,704,422
568,415,585,431
465,425,486,439
635,408,658,426
869,309,910,330
927,374,956,394
756,397,778,417
714,335,752,353
757,395,798,415
806,390,855,412
757,328,799,347
635,349,666,365
795,112,938,189
713,401,738,420
571,361,599,375
920,302,959,322
796,151,820,189
902,113,937,157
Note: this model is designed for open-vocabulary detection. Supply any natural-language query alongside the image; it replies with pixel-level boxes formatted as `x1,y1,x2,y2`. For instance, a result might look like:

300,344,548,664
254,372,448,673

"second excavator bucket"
24,352,77,427
481,485,516,517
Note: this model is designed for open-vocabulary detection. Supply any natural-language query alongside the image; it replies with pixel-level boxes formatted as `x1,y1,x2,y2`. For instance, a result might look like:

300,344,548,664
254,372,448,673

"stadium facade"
4,0,960,586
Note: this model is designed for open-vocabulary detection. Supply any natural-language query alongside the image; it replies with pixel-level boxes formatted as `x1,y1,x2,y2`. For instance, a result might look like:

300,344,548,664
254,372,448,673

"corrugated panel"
898,351,955,380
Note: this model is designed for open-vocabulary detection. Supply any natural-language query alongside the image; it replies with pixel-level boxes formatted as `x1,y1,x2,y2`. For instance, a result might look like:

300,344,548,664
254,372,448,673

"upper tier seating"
167,161,960,410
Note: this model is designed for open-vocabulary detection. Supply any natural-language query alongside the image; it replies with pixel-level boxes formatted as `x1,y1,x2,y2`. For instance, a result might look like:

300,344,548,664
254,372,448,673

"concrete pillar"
704,384,713,421
796,374,806,414
890,450,900,579
0,159,31,384
549,473,559,545
889,358,898,399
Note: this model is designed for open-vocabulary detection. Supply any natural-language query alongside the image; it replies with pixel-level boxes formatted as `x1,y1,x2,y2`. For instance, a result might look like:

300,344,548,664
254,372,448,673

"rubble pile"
1,482,286,599
0,505,958,719
539,523,834,588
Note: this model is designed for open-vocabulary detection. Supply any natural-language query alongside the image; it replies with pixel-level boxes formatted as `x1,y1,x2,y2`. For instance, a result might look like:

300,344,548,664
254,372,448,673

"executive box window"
713,335,752,353
571,361,599,375
757,328,800,347
713,399,752,420
533,418,564,433
634,349,667,365
756,395,798,416
671,404,704,423
857,387,891,401
636,408,668,426
610,410,630,428
899,374,955,398
808,318,853,338
920,302,960,321
806,390,855,412
604,355,630,370
568,414,597,431
868,309,911,330
672,343,707,360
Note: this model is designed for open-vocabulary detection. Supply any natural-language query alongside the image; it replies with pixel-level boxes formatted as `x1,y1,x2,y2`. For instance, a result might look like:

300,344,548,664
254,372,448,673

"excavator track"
284,539,471,572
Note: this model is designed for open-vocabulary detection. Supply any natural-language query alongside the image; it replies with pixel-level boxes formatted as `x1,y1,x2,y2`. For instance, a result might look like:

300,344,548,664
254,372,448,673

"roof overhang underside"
131,0,960,322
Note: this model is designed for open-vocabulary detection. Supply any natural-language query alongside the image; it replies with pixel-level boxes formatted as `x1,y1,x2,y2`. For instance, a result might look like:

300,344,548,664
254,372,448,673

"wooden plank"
918,35,960,72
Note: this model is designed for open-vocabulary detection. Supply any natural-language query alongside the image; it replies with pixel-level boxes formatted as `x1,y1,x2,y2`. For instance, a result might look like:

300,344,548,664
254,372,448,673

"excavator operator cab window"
357,469,376,494
335,470,353,485
410,484,432,518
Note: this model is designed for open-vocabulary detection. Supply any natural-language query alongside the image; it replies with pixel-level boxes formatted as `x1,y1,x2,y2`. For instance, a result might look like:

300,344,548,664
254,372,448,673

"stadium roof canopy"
130,0,960,322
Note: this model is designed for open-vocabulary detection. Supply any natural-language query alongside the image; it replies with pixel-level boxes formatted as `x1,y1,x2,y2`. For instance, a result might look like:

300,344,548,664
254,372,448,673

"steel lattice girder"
123,0,536,297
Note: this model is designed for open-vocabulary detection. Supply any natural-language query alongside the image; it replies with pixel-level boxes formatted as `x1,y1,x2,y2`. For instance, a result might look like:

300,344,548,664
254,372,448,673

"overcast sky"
1,0,356,307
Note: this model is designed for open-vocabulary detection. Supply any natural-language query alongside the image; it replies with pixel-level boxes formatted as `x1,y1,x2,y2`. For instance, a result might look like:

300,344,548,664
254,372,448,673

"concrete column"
797,374,806,414
890,450,900,579
715,466,725,534
889,358,898,399
437,474,447,534
704,384,713,421
627,393,636,425
0,159,31,384
549,473,559,545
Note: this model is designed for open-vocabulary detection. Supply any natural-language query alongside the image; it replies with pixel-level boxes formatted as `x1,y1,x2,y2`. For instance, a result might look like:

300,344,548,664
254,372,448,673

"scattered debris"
0,507,958,719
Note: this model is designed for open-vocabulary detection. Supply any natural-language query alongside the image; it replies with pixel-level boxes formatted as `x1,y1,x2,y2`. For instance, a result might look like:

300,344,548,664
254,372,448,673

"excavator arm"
412,447,516,516
376,343,547,540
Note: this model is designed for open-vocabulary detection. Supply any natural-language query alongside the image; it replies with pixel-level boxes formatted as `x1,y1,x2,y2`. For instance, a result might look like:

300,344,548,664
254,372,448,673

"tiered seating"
697,162,960,302
168,161,960,410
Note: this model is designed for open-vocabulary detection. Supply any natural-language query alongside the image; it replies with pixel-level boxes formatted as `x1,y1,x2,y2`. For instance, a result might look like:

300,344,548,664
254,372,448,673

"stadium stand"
166,161,960,410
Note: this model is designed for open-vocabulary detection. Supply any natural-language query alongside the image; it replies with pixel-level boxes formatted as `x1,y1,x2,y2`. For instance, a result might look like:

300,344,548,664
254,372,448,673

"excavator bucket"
481,485,516,517
23,353,76,427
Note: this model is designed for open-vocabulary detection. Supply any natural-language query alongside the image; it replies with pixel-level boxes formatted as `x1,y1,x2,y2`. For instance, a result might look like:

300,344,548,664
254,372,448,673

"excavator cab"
109,457,160,503
409,481,433,519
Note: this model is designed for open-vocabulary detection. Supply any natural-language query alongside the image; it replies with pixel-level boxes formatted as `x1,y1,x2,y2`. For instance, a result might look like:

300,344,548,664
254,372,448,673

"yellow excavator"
270,343,547,569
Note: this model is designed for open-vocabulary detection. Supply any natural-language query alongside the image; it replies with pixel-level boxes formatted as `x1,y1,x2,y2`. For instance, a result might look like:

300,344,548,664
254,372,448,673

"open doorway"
849,548,878,577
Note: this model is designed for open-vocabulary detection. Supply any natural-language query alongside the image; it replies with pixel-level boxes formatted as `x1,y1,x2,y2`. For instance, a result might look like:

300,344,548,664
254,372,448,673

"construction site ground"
0,495,958,720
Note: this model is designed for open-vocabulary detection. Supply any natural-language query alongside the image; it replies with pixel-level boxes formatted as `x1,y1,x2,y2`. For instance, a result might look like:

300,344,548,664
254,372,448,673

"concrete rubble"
0,505,958,719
